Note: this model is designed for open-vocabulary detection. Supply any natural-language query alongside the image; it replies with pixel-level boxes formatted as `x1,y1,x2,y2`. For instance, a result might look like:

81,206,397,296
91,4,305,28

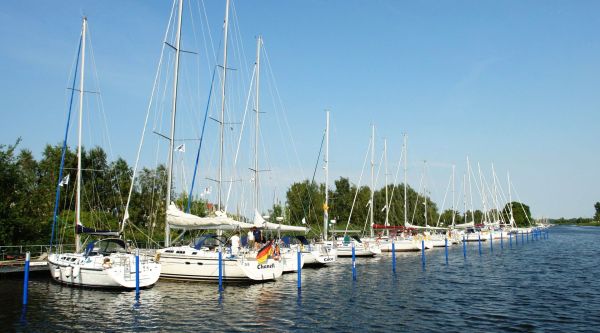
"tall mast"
424,160,428,228
165,0,184,247
467,156,475,223
451,164,456,227
492,163,499,222
462,172,467,224
370,125,375,238
477,162,488,224
253,35,262,214
323,110,329,241
218,0,231,212
384,139,389,234
75,17,87,253
403,133,408,227
508,171,515,226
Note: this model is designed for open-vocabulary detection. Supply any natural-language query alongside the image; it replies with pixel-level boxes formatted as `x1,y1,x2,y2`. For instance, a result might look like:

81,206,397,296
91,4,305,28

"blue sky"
1,0,599,219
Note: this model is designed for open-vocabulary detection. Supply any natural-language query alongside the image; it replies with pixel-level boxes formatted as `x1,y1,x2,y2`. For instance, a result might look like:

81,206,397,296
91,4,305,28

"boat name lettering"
257,263,275,269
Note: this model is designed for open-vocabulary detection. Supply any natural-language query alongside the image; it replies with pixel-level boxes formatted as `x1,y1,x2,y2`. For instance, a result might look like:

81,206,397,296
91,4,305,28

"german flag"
256,240,273,264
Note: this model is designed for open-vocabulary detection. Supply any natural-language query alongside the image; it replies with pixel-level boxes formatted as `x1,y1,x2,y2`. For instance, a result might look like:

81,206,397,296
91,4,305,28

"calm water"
2,226,599,332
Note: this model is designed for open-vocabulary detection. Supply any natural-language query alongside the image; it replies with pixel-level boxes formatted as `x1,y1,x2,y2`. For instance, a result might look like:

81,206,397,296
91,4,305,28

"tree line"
280,177,534,237
1,139,538,246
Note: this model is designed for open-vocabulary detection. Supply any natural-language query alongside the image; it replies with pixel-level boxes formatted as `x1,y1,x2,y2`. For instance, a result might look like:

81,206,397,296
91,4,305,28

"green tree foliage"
502,202,533,227
594,202,600,221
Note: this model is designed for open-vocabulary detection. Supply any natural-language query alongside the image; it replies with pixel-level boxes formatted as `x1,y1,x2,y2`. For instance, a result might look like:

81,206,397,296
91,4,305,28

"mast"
218,0,231,212
253,35,262,214
477,162,488,225
492,163,500,223
508,171,515,226
423,160,428,228
323,110,329,241
384,139,389,235
370,125,375,238
165,0,184,247
75,17,87,253
462,173,467,225
467,156,475,224
451,164,456,228
403,133,408,227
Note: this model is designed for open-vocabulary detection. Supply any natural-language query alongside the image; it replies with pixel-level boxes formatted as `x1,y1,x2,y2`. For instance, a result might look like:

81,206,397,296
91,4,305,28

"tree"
502,202,532,227
594,202,600,221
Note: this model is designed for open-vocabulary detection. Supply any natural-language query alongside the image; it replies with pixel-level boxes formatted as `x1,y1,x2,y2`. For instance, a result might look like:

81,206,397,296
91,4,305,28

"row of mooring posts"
347,229,549,280
19,230,550,303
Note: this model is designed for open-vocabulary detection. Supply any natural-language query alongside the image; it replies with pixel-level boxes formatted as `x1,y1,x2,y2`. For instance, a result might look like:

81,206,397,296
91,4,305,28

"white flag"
59,174,70,187
176,144,185,152
301,217,306,224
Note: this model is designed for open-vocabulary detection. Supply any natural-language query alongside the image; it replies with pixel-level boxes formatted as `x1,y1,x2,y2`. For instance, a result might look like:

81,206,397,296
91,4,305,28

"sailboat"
298,110,338,266
139,0,282,282
47,17,161,289
247,35,308,273
373,134,424,252
336,125,381,257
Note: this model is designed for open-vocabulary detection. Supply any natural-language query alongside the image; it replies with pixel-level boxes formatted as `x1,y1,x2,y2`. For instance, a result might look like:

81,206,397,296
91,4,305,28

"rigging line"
187,65,218,213
411,166,425,225
387,144,405,224
344,138,371,235
50,33,82,252
436,172,453,227
262,47,307,180
121,0,177,233
224,65,256,212
510,180,533,225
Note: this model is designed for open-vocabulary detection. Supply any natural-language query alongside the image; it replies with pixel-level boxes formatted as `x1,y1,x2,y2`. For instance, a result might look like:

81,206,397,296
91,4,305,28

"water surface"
2,226,599,332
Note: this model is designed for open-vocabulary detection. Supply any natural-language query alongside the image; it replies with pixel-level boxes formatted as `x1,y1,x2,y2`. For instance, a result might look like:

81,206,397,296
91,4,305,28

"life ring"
154,252,161,263
102,257,112,269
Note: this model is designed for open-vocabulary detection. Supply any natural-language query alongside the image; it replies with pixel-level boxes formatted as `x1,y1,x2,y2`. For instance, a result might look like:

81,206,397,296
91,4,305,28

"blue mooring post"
444,238,448,265
526,230,529,242
351,243,357,281
478,234,482,256
490,233,493,253
392,241,396,273
500,232,504,250
546,230,548,240
462,235,467,259
218,248,223,291
135,249,140,298
297,248,302,289
421,240,426,268
510,232,513,248
22,252,30,306
521,231,524,244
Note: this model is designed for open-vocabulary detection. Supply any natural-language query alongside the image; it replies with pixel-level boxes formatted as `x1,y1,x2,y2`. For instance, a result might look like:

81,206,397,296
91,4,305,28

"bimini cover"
167,204,253,230
253,210,308,232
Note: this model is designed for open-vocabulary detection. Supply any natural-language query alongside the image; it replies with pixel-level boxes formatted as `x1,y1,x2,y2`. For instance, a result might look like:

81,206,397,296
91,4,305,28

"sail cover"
167,204,254,230
76,223,120,236
453,221,475,229
253,210,308,232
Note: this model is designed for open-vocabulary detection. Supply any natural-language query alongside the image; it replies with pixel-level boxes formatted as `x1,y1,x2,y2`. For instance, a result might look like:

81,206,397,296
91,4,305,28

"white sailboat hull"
158,246,283,282
302,245,337,266
280,248,305,273
378,239,422,252
47,253,161,289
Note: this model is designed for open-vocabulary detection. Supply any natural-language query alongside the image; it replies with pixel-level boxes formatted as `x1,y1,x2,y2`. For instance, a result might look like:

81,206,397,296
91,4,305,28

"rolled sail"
167,204,253,230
